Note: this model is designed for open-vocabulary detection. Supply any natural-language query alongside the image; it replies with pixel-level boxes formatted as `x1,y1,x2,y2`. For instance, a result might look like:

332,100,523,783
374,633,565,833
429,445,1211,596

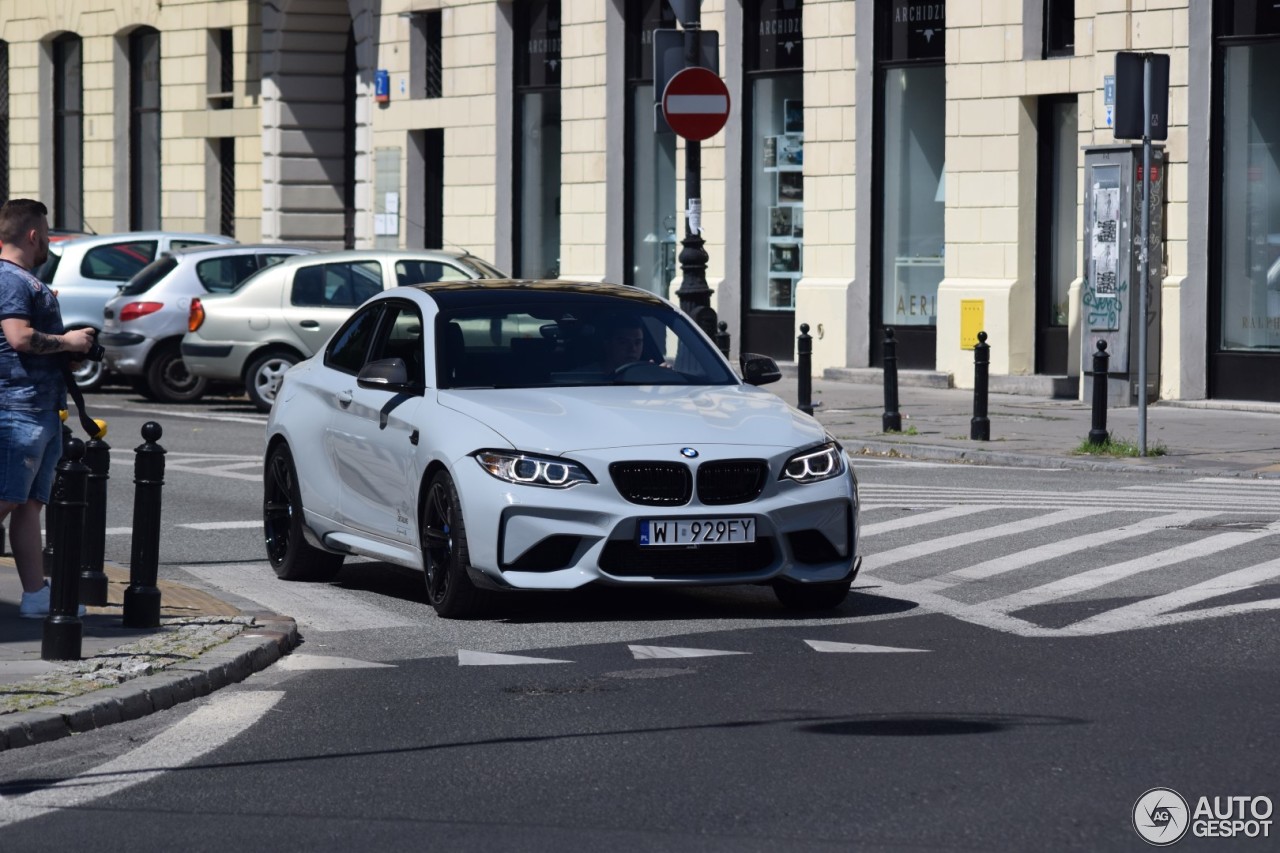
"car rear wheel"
772,577,852,611
263,443,343,581
147,342,209,403
246,350,299,412
70,328,106,391
421,470,485,618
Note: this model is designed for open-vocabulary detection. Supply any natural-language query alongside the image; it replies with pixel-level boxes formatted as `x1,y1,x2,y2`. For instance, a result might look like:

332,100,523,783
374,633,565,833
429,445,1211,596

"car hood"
436,385,826,454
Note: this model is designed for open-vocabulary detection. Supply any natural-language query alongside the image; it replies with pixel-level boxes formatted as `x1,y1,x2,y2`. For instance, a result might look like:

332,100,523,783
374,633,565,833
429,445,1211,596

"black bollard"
42,422,73,578
882,328,902,432
42,437,89,661
124,422,166,629
797,323,814,416
79,430,111,606
715,320,731,359
970,331,991,441
1088,339,1111,445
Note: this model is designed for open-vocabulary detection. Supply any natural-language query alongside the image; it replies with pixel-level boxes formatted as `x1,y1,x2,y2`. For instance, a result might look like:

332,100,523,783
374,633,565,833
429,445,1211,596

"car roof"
266,248,484,268
50,232,237,252
165,243,317,260
402,279,671,309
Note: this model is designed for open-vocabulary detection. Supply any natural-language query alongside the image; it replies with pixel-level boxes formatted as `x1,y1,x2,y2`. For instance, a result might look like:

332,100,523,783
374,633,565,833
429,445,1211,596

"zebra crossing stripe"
458,650,573,666
983,526,1280,615
629,645,747,659
1066,555,1280,635
866,507,1111,572
859,505,997,537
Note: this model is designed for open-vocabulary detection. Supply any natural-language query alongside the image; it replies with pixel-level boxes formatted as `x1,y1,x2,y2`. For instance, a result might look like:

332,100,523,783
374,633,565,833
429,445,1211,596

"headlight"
780,442,846,484
473,450,595,489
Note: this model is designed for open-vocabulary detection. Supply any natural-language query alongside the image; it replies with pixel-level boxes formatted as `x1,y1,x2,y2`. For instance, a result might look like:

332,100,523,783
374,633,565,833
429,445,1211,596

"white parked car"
263,279,861,618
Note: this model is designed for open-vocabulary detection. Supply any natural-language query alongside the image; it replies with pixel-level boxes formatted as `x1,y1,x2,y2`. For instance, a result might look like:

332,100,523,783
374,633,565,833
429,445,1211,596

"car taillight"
188,298,205,333
119,301,163,322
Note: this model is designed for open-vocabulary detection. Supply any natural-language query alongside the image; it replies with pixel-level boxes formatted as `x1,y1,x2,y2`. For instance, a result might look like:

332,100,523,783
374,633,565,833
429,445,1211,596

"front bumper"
453,447,859,591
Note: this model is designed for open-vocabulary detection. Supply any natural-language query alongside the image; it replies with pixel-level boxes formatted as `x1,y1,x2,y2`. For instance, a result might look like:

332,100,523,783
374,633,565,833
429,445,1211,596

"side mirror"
357,357,419,393
740,353,782,386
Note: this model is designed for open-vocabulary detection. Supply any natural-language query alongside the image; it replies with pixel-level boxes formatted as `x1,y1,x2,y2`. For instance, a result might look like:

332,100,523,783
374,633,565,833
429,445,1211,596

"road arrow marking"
276,654,395,671
457,650,572,666
628,645,748,660
804,640,930,653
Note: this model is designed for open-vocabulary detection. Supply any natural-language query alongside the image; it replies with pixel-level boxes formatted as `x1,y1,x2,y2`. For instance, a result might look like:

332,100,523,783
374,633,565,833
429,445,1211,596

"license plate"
639,518,756,546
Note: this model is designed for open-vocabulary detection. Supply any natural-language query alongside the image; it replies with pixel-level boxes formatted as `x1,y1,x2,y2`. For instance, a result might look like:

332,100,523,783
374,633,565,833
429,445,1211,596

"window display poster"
770,243,801,273
778,171,803,202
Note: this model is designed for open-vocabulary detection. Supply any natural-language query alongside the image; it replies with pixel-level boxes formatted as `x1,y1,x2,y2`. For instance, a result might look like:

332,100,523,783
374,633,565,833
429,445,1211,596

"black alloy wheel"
263,443,343,581
421,470,484,618
147,342,209,403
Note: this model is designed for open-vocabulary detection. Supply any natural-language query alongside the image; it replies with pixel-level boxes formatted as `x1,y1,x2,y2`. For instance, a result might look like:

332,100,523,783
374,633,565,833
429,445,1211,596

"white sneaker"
19,581,86,618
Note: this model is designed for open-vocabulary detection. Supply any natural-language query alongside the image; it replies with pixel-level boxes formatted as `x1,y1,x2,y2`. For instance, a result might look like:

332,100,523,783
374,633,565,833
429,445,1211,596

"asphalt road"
1,386,1276,851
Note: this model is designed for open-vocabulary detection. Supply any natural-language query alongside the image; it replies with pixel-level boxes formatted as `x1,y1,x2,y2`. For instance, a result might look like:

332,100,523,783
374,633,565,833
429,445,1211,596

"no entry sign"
661,66,730,141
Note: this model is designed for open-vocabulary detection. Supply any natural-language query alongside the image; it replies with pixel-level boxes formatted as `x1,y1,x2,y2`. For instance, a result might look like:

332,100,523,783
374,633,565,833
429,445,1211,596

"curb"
0,614,298,752
847,439,1280,480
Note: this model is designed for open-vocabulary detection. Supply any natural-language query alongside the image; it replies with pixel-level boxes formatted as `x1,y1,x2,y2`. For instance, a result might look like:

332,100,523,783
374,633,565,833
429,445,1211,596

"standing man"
0,199,94,617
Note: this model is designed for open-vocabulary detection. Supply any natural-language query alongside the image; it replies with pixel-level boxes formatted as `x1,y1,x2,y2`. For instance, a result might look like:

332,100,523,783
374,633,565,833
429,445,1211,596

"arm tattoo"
28,330,63,354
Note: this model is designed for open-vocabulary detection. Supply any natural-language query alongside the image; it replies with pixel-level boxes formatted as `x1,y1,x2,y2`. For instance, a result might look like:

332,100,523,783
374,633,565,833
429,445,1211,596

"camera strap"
59,361,104,439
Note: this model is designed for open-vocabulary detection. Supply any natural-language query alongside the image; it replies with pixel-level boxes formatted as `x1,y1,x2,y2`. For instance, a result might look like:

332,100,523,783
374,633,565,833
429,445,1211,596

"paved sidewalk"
2,370,1276,752
0,557,296,751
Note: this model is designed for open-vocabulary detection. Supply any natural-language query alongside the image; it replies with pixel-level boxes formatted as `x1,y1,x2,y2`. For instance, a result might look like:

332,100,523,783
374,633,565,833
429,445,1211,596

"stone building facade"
1,1,1277,402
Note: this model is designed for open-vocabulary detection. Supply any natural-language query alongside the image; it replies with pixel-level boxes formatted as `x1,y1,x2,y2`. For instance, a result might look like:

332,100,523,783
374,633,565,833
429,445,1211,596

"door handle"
299,320,320,329
337,390,353,408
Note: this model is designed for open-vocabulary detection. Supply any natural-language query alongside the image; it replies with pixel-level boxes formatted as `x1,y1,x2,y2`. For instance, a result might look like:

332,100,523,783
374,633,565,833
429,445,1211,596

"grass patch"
883,425,919,436
1075,435,1168,457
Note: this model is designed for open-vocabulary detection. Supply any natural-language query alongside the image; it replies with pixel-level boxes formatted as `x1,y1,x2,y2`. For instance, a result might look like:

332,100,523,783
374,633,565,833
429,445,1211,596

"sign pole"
1138,55,1152,456
672,5,718,344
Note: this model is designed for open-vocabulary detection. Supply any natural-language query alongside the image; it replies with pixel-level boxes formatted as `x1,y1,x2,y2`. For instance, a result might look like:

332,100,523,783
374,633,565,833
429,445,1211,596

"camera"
84,341,105,362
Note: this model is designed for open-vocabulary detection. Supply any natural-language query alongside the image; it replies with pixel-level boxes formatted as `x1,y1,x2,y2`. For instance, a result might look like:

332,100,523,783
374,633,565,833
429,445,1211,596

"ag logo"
1134,788,1190,846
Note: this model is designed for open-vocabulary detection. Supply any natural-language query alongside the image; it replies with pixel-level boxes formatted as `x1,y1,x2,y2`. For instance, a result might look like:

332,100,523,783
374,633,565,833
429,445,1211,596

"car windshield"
455,256,507,279
434,292,736,390
120,255,179,296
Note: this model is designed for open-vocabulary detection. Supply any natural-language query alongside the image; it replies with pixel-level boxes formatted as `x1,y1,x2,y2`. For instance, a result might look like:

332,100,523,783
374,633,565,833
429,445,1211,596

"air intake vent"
608,462,692,506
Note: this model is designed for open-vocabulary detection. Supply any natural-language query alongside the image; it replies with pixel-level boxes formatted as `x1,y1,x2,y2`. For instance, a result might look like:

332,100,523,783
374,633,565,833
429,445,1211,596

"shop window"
875,0,945,330
745,0,805,314
1044,0,1075,58
626,0,677,296
130,27,162,231
514,0,561,279
53,34,84,232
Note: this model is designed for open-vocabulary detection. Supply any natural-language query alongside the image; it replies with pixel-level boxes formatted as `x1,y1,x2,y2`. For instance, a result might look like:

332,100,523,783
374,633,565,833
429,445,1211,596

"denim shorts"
0,409,63,505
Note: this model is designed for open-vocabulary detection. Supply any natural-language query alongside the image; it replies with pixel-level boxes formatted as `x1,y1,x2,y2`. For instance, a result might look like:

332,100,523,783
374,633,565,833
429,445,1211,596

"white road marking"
105,527,132,535
628,645,748,660
94,402,267,425
0,691,282,828
867,507,1110,571
983,525,1280,614
457,650,572,666
180,563,421,632
275,654,395,671
1066,557,1280,634
179,521,261,531
900,511,1213,593
804,640,929,653
859,505,996,537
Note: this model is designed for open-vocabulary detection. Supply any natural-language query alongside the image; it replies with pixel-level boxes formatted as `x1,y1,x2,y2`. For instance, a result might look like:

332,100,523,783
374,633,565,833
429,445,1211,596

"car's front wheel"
421,470,485,618
263,443,343,581
147,342,209,403
772,577,852,611
245,350,300,412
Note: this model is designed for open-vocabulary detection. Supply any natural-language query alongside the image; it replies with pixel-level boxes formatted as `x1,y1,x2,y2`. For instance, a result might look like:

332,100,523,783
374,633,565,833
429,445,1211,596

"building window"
216,137,235,237
208,28,233,109
1215,5,1280,354
408,128,444,248
130,27,162,230
745,0,804,317
0,41,8,205
514,0,561,279
625,0,677,296
53,33,84,232
875,0,945,331
410,12,443,99
1043,0,1075,58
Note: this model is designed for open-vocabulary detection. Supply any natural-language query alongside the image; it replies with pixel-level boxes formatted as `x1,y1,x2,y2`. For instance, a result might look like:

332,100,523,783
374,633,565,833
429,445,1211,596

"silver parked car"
35,231,237,389
182,249,505,411
100,244,316,402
